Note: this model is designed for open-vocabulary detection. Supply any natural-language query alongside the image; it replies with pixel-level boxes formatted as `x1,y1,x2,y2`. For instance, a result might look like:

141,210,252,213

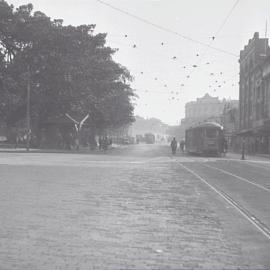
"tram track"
203,163,270,193
243,160,270,171
179,162,270,241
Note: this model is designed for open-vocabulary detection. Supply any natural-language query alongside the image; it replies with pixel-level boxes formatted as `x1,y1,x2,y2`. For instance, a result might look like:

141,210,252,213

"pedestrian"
223,138,228,156
109,138,113,146
170,137,178,155
241,137,246,160
220,136,228,157
103,136,108,151
75,136,79,151
98,137,102,151
15,133,20,149
180,139,185,152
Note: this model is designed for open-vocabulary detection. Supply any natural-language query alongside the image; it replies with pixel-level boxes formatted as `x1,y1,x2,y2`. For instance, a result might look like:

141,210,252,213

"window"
206,128,217,138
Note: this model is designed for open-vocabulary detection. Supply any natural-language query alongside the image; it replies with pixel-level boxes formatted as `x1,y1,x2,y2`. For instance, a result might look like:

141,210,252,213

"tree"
0,1,135,143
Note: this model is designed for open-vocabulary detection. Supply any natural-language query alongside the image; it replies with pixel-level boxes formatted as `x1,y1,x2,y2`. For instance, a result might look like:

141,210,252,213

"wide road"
0,144,270,269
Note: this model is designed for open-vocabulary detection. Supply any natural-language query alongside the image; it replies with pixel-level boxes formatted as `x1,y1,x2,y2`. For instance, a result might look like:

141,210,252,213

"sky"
7,0,270,125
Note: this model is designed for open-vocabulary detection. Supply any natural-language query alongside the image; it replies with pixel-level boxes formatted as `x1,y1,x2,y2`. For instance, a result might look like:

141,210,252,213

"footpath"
225,151,270,162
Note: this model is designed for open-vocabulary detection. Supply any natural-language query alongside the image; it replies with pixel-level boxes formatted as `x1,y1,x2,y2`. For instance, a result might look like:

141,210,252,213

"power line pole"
26,64,31,152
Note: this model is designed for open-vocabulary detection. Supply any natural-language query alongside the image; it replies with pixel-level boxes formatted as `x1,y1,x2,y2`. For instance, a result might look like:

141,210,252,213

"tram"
185,122,224,156
144,133,155,144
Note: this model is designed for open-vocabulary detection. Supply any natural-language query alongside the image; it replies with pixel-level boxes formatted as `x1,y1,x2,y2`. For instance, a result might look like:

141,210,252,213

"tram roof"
187,121,224,130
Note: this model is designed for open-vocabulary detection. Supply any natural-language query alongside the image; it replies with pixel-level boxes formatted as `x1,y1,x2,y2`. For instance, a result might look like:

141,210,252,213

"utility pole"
241,137,245,160
26,65,31,152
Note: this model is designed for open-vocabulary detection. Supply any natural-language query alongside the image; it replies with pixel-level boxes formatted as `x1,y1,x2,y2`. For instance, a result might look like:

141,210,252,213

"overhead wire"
96,0,238,57
179,0,241,95
96,0,240,105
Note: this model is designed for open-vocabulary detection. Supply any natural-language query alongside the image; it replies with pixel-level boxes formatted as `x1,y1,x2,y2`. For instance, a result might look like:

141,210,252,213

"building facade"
239,32,270,153
177,94,238,143
184,93,237,128
185,93,225,121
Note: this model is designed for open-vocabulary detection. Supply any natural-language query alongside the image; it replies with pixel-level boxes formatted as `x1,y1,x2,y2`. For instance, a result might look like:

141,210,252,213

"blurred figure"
15,133,20,149
98,137,102,151
103,136,108,151
170,137,178,155
75,136,79,151
180,139,185,152
223,137,228,157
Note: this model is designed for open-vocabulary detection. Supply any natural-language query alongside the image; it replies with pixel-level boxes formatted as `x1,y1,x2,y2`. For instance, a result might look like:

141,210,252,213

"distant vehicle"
0,136,7,142
117,136,135,145
136,134,144,144
144,133,155,144
122,138,130,145
185,122,224,156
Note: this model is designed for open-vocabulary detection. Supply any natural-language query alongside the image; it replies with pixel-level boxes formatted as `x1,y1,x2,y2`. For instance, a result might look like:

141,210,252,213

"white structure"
183,93,238,128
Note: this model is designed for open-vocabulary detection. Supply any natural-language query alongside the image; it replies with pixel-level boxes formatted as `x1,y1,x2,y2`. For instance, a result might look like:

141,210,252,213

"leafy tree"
0,0,135,142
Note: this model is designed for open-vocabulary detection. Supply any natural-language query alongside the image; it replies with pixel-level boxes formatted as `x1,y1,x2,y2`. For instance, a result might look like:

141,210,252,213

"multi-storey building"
177,94,237,142
239,32,270,153
184,93,236,128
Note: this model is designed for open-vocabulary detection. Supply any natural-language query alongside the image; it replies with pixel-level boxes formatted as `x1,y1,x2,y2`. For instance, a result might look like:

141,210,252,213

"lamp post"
241,137,245,160
26,64,31,152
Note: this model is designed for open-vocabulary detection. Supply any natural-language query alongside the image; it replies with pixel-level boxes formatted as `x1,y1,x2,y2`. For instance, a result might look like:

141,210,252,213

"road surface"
0,144,270,269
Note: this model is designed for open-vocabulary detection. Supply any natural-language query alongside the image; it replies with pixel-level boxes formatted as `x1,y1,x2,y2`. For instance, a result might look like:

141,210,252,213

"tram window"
206,129,217,138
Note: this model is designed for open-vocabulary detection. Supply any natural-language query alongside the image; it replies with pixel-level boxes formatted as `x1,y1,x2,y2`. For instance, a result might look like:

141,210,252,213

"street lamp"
241,137,245,160
26,64,31,152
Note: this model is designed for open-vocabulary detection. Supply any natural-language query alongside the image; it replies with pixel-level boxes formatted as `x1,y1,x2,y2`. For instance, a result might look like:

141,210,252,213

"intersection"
0,144,270,269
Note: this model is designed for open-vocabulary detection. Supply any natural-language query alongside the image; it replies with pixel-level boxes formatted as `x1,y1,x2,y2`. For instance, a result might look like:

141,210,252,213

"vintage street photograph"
0,0,270,269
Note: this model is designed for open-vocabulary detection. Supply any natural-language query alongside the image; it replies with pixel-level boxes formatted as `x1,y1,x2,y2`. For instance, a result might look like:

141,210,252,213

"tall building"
239,32,270,153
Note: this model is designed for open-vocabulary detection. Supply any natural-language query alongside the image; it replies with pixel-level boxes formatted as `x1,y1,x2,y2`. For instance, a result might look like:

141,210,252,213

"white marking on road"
179,162,270,241
204,164,270,193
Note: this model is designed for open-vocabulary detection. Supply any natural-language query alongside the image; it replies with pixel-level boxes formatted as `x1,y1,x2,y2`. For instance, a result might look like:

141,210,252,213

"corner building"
239,32,270,153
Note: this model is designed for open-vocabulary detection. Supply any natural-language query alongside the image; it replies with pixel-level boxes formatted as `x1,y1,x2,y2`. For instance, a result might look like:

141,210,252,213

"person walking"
98,137,102,151
170,137,178,155
223,138,228,156
180,139,185,152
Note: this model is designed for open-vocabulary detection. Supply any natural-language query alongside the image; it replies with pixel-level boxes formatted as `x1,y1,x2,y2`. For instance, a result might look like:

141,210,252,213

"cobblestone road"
0,144,270,269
